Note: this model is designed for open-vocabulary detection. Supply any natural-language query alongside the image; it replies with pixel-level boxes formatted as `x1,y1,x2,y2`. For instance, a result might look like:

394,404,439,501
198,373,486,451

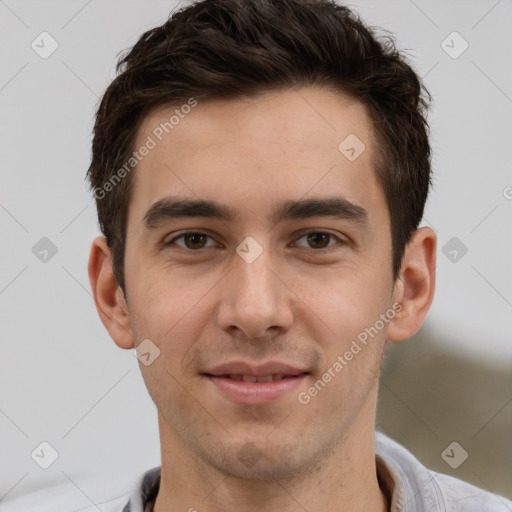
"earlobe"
387,227,437,342
88,236,134,349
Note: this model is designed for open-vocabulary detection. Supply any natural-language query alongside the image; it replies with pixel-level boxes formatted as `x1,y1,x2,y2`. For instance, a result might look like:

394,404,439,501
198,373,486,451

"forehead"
128,86,385,227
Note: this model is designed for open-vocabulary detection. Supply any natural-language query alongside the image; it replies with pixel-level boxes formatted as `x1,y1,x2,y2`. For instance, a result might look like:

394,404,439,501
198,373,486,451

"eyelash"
164,230,347,252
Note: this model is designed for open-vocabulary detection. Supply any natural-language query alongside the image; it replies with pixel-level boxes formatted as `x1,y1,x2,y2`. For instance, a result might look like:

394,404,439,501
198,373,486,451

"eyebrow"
142,196,368,229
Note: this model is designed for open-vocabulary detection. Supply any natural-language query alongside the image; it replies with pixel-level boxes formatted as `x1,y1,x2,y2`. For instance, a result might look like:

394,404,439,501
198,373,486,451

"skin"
89,86,436,512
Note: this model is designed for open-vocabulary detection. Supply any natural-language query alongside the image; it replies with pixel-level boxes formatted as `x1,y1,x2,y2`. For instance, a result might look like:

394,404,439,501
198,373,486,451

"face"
122,86,401,479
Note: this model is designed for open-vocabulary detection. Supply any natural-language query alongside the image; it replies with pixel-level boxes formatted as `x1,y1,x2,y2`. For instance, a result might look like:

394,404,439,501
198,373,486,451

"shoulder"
0,467,161,512
435,472,512,512
0,473,134,512
0,491,129,512
375,431,512,512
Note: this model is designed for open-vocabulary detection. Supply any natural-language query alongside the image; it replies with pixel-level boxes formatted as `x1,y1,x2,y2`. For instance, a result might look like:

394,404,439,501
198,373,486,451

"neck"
153,395,388,512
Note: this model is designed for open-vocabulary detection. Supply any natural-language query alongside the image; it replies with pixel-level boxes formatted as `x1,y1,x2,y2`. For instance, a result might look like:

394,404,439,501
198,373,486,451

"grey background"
1,0,511,506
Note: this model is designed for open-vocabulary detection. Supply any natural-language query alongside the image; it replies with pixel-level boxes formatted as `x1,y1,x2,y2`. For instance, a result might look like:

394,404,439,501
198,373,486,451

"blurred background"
1,0,511,507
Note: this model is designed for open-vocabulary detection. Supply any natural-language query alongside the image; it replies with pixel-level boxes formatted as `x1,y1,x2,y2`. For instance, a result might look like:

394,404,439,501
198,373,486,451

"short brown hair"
87,0,432,295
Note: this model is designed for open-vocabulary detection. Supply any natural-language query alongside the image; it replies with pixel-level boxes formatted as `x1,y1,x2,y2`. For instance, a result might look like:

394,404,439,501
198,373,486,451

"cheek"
302,280,390,400
128,271,216,383
296,269,392,343
132,296,209,414
131,264,213,326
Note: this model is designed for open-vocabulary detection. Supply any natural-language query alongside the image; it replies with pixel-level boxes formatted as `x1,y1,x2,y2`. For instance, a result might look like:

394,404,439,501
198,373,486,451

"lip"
204,361,308,377
202,361,309,405
205,374,308,404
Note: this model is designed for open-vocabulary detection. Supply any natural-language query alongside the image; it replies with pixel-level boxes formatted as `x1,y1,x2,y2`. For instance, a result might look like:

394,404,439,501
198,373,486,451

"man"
84,0,510,511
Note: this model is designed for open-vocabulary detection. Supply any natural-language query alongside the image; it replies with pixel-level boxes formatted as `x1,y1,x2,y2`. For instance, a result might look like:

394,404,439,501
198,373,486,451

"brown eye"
183,233,208,249
293,231,341,250
306,232,331,249
166,232,215,250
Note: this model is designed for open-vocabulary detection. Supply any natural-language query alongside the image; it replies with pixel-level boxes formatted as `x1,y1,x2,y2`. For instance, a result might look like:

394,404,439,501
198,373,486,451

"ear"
387,227,436,342
88,236,134,349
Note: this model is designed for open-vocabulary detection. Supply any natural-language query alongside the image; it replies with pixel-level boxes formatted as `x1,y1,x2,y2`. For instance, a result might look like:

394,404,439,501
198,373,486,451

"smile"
210,373,305,383
204,372,308,404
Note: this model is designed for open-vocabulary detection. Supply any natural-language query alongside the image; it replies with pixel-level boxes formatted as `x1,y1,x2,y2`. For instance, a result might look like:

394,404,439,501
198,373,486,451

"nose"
216,244,294,341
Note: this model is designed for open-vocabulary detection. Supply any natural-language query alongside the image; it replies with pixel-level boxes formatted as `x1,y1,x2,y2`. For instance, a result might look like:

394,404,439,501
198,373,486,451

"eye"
293,231,345,250
164,230,346,252
165,231,217,250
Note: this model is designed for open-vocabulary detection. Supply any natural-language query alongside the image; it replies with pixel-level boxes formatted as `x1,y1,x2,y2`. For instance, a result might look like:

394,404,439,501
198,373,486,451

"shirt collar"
123,466,160,512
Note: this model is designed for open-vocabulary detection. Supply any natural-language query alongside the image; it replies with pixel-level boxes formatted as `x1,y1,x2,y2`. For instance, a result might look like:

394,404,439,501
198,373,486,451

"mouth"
204,373,308,383
202,361,309,404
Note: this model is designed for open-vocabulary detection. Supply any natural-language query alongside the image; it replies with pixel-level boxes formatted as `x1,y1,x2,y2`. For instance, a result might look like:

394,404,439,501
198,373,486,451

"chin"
195,436,337,482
